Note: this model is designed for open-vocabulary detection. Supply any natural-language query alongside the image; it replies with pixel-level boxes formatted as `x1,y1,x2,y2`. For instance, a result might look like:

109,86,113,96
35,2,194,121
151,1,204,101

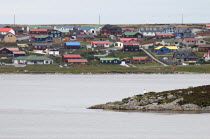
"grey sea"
0,74,210,139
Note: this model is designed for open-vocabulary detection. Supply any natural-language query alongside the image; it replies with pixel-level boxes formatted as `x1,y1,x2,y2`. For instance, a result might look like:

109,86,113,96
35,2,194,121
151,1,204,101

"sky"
0,0,210,24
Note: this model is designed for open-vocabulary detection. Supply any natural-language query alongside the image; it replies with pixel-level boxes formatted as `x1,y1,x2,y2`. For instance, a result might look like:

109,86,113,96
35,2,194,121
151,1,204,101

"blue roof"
65,42,81,46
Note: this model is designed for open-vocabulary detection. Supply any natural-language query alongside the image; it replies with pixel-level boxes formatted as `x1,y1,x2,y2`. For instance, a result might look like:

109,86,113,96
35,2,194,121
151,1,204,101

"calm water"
0,74,210,139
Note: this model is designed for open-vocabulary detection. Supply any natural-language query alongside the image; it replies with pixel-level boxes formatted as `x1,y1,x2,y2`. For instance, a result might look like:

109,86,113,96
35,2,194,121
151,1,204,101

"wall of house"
3,33,16,43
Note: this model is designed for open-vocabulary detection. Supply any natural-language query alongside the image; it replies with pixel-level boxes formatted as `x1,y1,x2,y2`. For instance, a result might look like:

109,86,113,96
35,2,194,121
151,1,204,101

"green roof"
14,56,52,61
94,55,106,57
124,32,138,36
100,58,120,61
28,25,52,28
163,39,179,43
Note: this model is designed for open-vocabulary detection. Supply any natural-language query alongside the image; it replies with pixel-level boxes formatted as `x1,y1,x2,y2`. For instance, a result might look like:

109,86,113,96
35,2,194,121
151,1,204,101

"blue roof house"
64,42,81,49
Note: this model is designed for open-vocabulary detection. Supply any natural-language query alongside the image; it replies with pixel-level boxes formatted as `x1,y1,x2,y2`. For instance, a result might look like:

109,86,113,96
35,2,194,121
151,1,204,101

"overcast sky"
0,0,210,24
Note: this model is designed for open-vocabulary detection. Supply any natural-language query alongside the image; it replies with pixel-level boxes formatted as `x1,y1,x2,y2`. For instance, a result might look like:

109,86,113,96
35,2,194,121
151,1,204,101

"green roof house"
13,55,53,65
122,32,143,38
100,58,121,64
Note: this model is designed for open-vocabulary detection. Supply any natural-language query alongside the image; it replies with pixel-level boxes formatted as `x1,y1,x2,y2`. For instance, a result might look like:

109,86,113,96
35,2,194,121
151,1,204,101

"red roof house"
132,56,152,64
62,54,81,61
0,28,15,35
120,38,138,42
91,41,110,48
29,29,48,35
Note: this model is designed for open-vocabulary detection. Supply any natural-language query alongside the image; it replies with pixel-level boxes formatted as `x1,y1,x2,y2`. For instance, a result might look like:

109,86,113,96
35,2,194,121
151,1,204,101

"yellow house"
155,46,178,53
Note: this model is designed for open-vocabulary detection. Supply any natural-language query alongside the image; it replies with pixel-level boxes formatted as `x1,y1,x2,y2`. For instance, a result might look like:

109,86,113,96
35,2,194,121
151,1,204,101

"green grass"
113,51,147,59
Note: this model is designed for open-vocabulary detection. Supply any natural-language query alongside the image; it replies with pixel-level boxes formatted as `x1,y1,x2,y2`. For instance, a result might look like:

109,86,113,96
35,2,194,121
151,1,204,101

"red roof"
91,41,110,45
206,24,210,27
120,38,138,42
30,29,48,32
122,28,135,31
0,28,12,32
184,38,200,41
156,33,173,36
63,54,81,59
0,47,19,52
13,51,26,54
133,56,148,60
67,59,88,63
123,42,140,45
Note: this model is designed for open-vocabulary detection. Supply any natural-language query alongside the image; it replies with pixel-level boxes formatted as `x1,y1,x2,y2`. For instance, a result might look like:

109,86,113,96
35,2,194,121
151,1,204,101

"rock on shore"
89,85,210,111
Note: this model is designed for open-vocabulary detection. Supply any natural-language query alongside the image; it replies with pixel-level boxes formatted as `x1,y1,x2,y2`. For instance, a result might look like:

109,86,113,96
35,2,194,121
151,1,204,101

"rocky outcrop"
89,85,210,111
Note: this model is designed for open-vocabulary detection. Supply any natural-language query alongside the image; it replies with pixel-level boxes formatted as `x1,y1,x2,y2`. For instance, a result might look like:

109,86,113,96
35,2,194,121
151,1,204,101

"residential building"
32,43,53,50
100,58,121,64
173,49,198,62
100,24,122,36
131,56,152,64
155,33,174,39
13,56,53,64
155,46,178,53
91,41,110,48
122,32,143,38
139,27,164,36
182,38,206,46
123,42,140,52
0,32,16,43
48,30,62,38
0,28,15,35
203,50,210,61
67,59,88,65
198,45,210,52
64,42,81,49
29,29,48,35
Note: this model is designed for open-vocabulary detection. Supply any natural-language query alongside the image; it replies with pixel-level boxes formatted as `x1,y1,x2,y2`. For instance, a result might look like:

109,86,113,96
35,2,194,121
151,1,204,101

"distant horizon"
1,0,210,24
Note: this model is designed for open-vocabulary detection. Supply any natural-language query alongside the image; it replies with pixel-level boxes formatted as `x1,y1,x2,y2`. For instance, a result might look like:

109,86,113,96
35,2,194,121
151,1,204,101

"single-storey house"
29,29,48,35
62,54,81,61
100,24,122,36
13,56,53,64
91,41,110,48
32,43,53,50
155,33,174,39
120,38,138,42
100,58,121,64
122,32,143,38
64,42,81,49
67,59,88,65
155,46,178,53
0,28,15,35
198,45,210,52
182,38,206,46
34,35,53,42
123,42,140,52
131,56,152,64
159,39,180,46
0,47,25,57
203,50,210,61
48,50,59,56
48,30,62,38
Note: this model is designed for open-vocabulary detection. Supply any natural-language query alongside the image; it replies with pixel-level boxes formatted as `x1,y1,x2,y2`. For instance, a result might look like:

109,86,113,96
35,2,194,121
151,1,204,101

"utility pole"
99,9,101,25
181,8,184,25
13,8,16,26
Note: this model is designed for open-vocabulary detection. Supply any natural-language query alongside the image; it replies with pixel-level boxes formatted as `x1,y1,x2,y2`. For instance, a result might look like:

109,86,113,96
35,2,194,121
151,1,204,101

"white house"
114,42,123,50
13,56,53,65
91,41,110,48
48,50,60,56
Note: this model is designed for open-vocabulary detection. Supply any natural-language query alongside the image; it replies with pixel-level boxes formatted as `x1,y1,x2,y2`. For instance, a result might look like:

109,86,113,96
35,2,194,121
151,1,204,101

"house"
78,26,97,35
48,30,62,38
93,55,106,60
13,56,53,64
155,46,178,53
64,42,81,49
70,29,87,40
13,27,26,35
131,56,152,64
203,50,210,61
173,28,194,38
182,38,206,46
76,35,94,41
122,32,143,38
173,49,198,62
198,45,210,52
0,32,16,43
27,25,53,32
120,38,138,42
205,24,210,30
122,28,135,32
60,30,71,37
48,50,59,56
32,43,53,50
67,59,88,65
33,35,53,42
100,58,121,64
0,47,25,57
155,33,174,39
114,42,124,50
29,29,48,35
91,41,110,48
123,42,140,52
159,39,180,46
0,28,15,35
54,25,76,31
139,27,164,36
62,54,81,61
100,24,122,36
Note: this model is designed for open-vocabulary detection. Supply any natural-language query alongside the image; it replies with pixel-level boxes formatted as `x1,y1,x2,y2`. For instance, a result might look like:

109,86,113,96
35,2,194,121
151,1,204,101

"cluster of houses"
0,23,210,66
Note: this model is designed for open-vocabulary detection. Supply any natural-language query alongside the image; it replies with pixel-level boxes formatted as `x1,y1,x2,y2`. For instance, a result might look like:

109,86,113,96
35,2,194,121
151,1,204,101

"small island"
89,85,210,111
